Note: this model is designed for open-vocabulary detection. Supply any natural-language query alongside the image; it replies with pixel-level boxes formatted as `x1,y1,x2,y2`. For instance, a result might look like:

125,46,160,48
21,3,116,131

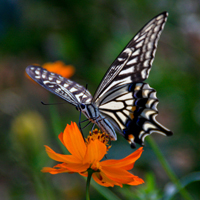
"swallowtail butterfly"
26,12,173,148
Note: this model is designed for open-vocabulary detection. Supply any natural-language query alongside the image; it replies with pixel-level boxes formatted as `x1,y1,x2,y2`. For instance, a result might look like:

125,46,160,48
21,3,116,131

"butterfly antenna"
80,119,90,123
41,101,67,105
108,136,112,145
78,110,86,141
91,123,95,132
82,121,92,129
78,83,89,139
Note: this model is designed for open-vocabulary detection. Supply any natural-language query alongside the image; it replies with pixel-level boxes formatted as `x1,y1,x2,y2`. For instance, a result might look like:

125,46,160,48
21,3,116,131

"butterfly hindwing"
98,83,172,147
26,65,93,106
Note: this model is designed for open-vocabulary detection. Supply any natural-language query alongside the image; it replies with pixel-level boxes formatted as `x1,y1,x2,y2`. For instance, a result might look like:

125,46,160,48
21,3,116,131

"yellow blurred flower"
11,111,47,148
42,122,144,187
10,111,47,165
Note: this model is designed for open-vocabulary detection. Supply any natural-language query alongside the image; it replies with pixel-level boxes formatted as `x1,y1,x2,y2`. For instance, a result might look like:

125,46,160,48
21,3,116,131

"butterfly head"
77,103,98,123
76,103,85,111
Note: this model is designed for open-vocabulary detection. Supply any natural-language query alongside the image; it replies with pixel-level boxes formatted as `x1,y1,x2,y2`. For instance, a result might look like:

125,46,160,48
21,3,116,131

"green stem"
32,173,56,200
147,137,193,200
49,95,68,153
86,169,93,200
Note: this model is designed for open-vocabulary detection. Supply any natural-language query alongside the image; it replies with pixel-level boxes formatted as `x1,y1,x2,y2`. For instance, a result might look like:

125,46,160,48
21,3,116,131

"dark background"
0,0,200,199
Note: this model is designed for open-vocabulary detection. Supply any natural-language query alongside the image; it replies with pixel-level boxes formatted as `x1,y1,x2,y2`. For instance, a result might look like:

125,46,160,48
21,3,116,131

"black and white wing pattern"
26,12,173,148
93,12,172,147
26,66,93,106
93,12,168,103
97,82,172,148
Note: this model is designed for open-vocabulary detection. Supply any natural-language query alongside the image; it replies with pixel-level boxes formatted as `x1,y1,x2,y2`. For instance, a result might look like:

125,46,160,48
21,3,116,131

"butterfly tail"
123,83,173,148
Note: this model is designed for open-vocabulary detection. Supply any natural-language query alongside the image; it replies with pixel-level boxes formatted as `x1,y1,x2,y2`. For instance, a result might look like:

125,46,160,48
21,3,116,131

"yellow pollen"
85,129,111,149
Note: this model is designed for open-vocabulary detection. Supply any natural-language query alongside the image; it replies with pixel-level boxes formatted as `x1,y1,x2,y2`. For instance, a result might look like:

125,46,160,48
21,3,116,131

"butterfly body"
26,12,173,148
78,102,117,140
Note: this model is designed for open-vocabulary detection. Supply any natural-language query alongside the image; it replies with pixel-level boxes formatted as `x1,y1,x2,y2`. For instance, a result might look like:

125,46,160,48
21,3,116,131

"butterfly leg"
78,111,86,140
80,119,90,123
91,123,95,132
82,121,92,129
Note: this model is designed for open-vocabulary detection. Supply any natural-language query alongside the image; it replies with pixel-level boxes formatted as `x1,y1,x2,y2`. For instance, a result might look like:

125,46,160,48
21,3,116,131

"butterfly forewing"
93,12,168,103
26,66,93,106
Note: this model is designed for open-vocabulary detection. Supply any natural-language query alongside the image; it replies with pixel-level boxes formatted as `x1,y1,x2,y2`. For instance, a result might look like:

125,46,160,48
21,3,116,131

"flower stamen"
85,129,111,150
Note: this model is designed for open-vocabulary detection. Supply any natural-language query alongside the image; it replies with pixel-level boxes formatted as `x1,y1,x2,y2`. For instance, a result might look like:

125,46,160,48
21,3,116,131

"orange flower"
26,61,75,81
42,122,144,187
42,61,75,78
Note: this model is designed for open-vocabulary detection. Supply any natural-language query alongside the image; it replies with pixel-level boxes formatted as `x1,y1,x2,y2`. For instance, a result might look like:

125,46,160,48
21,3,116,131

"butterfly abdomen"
80,103,118,141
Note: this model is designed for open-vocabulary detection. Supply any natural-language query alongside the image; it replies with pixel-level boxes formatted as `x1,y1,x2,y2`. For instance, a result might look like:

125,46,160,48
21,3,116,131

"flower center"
91,162,101,171
85,129,111,150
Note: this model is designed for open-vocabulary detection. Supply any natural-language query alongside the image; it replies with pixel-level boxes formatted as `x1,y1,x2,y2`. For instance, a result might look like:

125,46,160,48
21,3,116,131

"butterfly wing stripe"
93,49,132,102
93,12,168,103
26,65,93,106
97,84,130,106
100,110,126,131
98,83,172,145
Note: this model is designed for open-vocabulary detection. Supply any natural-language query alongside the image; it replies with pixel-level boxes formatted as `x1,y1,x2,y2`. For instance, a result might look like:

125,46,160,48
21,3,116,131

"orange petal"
42,161,90,174
92,173,115,187
41,167,71,174
44,145,81,163
101,147,143,170
62,163,90,173
92,172,121,187
58,132,65,146
101,166,139,185
79,171,88,177
62,122,86,160
83,139,107,164
127,176,144,185
43,61,75,78
41,163,72,174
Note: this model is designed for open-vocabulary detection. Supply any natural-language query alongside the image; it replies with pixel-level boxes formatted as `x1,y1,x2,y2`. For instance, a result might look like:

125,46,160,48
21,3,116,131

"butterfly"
26,12,173,148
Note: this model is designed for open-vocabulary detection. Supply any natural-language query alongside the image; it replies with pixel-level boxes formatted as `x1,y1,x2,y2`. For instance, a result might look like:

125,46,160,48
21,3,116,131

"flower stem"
147,137,193,200
86,169,93,200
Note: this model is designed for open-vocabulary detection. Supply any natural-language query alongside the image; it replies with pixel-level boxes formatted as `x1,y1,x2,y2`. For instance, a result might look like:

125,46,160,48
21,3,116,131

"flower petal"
126,176,145,185
101,166,135,183
62,122,86,160
101,147,143,170
43,61,75,78
44,145,81,163
79,171,88,177
58,132,65,146
92,172,121,187
41,167,71,174
60,163,90,173
42,162,90,174
83,139,107,165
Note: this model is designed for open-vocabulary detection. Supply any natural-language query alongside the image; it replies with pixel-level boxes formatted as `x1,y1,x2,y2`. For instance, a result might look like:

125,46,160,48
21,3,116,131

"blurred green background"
1,0,200,199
